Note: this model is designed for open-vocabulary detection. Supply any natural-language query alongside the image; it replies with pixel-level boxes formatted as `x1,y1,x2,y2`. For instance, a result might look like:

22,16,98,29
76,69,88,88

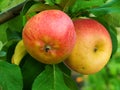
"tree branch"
0,1,26,24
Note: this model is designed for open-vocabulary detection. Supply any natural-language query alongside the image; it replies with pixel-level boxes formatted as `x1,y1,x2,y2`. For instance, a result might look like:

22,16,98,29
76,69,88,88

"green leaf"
58,62,71,76
108,26,118,56
0,0,25,12
71,0,104,12
6,41,17,63
26,2,61,19
62,0,76,14
0,23,8,43
0,51,6,57
0,41,3,51
20,54,45,90
45,0,55,6
64,73,78,90
21,0,35,15
7,15,23,32
104,13,120,27
32,65,70,90
57,0,69,9
89,0,120,16
0,60,23,90
27,3,60,14
67,0,105,17
6,28,22,41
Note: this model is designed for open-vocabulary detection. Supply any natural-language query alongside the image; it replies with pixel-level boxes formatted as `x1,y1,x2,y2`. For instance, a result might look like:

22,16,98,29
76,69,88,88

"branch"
0,1,26,24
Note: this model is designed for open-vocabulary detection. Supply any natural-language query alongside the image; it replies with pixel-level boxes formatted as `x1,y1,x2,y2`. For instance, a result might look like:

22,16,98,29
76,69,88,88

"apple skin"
64,18,112,74
22,10,76,64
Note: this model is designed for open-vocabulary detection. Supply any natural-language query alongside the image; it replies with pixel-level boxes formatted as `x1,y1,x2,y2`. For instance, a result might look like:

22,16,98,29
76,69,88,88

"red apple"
22,10,76,64
64,18,112,74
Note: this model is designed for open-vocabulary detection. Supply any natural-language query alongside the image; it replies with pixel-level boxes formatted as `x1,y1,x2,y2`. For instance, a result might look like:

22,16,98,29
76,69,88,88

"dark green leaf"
6,41,17,63
7,15,23,32
32,65,70,90
64,73,78,90
58,62,71,76
108,26,118,55
0,60,23,90
20,54,45,90
21,0,35,15
6,28,22,41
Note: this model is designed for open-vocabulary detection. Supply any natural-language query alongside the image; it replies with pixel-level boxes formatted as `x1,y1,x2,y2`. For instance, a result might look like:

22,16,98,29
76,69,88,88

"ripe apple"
64,18,112,74
22,10,76,64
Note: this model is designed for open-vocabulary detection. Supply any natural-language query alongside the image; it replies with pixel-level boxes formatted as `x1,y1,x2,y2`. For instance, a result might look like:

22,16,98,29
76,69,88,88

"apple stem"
94,47,98,52
44,45,51,52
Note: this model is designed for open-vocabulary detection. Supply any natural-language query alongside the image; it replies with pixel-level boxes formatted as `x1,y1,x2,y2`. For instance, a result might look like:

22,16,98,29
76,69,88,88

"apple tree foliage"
0,0,120,90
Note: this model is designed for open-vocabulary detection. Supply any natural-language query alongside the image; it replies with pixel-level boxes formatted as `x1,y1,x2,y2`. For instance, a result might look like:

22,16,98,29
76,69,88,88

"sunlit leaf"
0,0,25,12
0,41,3,51
104,13,120,27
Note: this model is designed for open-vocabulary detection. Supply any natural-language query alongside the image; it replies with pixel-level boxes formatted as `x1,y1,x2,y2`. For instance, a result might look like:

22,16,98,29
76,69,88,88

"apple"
64,18,112,74
22,10,76,64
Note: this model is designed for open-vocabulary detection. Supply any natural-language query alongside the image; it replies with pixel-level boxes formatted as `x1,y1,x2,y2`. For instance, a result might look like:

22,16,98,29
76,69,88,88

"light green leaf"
0,60,23,90
45,0,55,6
0,41,3,51
104,13,120,27
32,65,70,90
0,0,25,12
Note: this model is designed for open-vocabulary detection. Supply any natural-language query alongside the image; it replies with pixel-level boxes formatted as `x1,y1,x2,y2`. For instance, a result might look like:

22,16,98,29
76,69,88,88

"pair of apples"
22,10,112,75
